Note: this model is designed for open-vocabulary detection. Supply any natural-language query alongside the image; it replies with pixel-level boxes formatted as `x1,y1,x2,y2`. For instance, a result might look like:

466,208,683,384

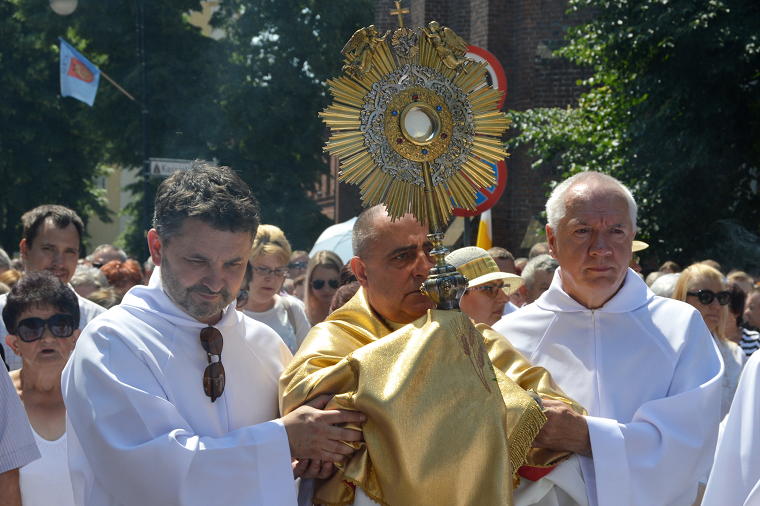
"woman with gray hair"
69,265,109,298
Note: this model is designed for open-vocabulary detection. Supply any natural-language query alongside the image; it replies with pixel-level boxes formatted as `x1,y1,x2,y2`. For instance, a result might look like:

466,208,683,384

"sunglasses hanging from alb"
200,326,225,402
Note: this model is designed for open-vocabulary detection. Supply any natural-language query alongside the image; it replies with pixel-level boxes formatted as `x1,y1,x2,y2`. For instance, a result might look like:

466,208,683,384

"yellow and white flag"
476,209,492,250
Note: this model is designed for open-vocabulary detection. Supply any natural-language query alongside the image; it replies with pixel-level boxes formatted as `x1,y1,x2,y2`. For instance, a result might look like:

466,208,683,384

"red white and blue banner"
59,38,100,106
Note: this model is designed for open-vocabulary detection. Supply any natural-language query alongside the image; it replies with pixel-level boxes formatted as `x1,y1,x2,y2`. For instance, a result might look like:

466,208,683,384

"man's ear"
5,334,20,357
546,225,557,259
19,238,28,264
351,257,369,289
147,229,163,267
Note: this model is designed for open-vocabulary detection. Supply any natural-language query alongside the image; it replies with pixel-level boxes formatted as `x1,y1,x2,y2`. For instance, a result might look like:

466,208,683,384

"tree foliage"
211,0,373,249
508,0,760,269
0,0,111,250
2,0,373,259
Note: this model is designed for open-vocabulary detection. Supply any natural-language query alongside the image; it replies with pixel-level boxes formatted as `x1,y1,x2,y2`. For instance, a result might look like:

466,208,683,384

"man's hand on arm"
282,394,366,479
532,398,593,458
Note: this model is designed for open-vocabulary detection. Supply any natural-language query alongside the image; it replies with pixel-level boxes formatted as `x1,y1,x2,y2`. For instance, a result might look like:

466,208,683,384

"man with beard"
62,165,364,506
1,205,104,370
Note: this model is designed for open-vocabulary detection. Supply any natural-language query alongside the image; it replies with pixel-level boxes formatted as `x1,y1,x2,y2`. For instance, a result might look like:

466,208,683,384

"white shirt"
19,428,75,506
243,295,311,355
494,268,723,506
62,267,297,506
702,351,760,505
1,287,105,371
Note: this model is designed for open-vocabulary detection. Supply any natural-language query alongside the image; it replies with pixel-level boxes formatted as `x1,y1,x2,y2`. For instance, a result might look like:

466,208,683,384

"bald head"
546,172,637,232
352,205,393,260
350,209,434,323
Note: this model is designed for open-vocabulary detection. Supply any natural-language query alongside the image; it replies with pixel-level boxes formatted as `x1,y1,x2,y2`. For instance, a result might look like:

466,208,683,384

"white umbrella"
309,217,357,264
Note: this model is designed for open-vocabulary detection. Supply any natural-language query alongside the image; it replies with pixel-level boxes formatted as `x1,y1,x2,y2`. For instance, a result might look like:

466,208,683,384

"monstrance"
320,2,510,309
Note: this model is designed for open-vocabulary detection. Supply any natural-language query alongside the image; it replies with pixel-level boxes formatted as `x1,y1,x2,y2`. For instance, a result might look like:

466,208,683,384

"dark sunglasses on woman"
312,278,339,291
16,314,77,342
687,289,730,306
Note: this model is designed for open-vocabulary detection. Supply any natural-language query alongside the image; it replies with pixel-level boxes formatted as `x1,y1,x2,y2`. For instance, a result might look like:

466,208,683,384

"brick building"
312,0,591,255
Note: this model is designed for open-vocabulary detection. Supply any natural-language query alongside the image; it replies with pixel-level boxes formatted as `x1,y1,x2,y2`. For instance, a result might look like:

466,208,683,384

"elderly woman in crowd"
674,263,745,420
446,247,523,326
2,271,79,506
100,259,143,296
239,225,310,354
304,250,342,326
69,264,109,298
650,273,681,298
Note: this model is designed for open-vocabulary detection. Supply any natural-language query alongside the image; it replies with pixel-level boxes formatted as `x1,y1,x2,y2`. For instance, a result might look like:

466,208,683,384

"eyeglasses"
288,262,308,270
630,254,640,266
312,278,339,291
91,262,104,269
16,314,77,342
199,327,225,402
687,289,730,306
252,265,289,278
467,283,506,299
236,289,249,309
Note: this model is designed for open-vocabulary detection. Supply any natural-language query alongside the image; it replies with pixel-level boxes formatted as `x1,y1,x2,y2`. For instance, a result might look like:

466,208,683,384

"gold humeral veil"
280,288,583,506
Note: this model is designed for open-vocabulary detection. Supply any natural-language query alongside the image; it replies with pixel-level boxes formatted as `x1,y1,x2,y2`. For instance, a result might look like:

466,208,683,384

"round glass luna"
400,103,440,145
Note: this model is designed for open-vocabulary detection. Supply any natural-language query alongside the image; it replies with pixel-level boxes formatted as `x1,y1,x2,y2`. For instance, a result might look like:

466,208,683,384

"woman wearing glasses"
239,225,310,355
304,251,343,326
3,271,79,506
445,247,523,327
674,263,746,420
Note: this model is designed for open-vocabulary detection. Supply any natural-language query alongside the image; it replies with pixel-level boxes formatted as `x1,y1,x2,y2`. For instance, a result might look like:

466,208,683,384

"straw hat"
445,247,524,295
632,240,649,253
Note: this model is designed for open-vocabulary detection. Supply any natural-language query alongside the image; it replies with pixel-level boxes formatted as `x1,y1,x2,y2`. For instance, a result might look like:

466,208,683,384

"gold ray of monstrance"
320,2,510,309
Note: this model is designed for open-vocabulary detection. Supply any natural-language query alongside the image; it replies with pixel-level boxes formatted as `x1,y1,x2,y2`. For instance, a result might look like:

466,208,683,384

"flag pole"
99,71,146,111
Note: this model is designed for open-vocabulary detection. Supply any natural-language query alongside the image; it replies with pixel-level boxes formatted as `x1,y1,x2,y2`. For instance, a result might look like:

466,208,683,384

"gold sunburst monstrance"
320,5,510,309
320,14,509,233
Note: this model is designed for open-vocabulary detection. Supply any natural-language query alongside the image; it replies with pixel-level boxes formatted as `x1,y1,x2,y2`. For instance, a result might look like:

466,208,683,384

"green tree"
0,0,111,251
210,0,373,250
1,0,221,257
508,0,760,269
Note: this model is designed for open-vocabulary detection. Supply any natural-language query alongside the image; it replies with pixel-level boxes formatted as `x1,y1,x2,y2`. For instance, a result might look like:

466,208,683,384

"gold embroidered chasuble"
280,288,583,506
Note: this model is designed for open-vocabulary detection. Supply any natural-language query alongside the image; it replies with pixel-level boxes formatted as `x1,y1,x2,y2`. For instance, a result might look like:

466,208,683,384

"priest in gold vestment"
280,207,587,506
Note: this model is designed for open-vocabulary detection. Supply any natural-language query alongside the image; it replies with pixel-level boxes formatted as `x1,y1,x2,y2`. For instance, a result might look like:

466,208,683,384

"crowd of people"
1,165,759,505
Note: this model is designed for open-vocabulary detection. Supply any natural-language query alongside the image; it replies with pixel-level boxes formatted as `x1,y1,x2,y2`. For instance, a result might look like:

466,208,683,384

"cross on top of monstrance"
390,1,409,28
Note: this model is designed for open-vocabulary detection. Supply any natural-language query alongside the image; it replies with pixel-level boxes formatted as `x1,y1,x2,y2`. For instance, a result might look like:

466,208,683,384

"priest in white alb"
701,350,760,505
62,165,365,506
494,171,723,506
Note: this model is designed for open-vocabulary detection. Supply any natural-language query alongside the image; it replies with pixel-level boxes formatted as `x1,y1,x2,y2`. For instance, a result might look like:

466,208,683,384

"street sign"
466,45,507,110
148,158,213,177
452,159,507,218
